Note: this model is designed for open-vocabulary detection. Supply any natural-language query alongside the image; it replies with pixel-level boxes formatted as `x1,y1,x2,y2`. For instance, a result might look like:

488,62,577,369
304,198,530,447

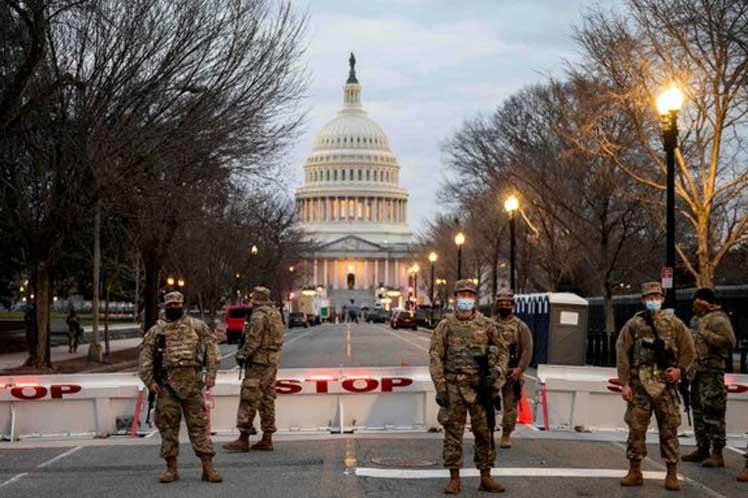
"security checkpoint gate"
536,364,748,435
0,367,439,441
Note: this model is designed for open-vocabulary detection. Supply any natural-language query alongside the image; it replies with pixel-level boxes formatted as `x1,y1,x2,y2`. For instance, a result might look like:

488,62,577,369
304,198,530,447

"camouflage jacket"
494,315,533,372
616,310,695,389
690,306,736,373
237,304,284,367
139,315,219,394
430,311,509,399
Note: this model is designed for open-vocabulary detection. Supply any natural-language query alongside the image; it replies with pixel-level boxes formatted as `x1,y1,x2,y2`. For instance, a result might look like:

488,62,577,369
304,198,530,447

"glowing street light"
250,245,258,256
454,232,465,280
166,276,175,287
177,278,186,288
656,82,685,309
504,194,519,290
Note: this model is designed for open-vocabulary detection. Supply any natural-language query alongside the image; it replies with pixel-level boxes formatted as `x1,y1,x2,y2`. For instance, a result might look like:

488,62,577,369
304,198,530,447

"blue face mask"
645,300,662,312
456,298,475,312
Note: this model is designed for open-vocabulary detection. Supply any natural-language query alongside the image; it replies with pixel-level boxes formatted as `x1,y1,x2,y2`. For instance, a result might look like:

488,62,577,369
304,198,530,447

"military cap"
641,281,663,297
454,279,477,295
250,286,272,302
163,291,184,305
495,289,514,302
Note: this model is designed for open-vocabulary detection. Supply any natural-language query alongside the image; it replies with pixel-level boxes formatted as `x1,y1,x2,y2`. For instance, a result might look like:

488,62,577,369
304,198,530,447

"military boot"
702,448,725,468
251,432,273,451
159,456,179,483
665,463,681,491
681,446,710,463
620,460,643,487
499,432,512,449
222,432,250,452
737,462,748,482
443,469,460,495
200,456,223,483
479,469,505,493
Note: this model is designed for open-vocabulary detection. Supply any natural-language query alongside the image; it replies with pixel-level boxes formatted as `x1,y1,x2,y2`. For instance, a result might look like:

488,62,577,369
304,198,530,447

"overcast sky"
287,0,617,233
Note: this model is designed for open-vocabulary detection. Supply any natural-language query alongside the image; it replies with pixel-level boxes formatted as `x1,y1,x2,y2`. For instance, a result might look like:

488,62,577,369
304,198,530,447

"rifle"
641,311,691,424
508,343,522,401
472,346,498,450
237,331,246,380
146,334,165,425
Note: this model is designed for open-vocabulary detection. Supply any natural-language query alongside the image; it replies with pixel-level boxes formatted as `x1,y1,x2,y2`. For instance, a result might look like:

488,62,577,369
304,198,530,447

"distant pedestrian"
66,308,84,353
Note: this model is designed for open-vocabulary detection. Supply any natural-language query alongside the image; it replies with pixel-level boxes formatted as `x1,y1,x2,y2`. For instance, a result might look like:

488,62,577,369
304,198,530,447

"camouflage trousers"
691,371,727,450
624,381,681,464
501,379,524,432
236,364,278,434
439,382,496,470
155,387,214,459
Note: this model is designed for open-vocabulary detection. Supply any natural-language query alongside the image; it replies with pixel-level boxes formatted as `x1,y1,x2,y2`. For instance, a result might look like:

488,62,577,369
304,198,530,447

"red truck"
224,305,252,344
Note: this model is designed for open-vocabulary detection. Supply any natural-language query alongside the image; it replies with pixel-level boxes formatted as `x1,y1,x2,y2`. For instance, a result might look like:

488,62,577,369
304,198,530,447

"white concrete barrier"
537,364,748,435
0,367,439,440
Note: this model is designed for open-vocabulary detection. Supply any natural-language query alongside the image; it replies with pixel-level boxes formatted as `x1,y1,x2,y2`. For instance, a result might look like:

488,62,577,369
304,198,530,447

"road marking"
386,329,430,353
285,330,313,347
36,446,82,468
355,467,669,479
0,445,82,489
346,324,352,360
220,350,237,361
727,446,745,456
0,473,29,489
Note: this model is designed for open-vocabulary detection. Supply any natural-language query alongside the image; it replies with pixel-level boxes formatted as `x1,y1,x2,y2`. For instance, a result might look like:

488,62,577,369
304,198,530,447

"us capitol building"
294,54,414,311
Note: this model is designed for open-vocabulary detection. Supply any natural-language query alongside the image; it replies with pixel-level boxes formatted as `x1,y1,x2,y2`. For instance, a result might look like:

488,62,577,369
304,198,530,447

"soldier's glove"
492,395,502,411
435,391,448,407
236,355,246,368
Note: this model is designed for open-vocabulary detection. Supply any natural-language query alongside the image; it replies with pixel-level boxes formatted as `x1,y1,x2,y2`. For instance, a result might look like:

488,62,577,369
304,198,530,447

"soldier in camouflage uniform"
682,288,736,468
138,291,222,483
616,282,695,491
430,279,509,494
224,286,284,453
493,289,533,449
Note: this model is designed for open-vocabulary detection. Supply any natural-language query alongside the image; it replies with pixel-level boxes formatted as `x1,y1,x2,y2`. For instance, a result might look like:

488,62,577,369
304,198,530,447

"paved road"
218,322,432,370
1,432,746,497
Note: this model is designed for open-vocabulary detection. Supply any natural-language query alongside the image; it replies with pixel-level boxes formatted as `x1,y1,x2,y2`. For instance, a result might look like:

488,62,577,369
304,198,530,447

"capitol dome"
293,54,415,310
295,53,411,245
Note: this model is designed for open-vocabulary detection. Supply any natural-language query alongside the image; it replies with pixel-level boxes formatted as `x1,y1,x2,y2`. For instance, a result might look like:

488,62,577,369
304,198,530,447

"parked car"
288,311,309,328
224,305,252,344
390,310,418,330
365,308,387,323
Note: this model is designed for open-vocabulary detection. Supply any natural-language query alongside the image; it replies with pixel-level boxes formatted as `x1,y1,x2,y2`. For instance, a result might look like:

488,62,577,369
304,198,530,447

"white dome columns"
296,195,407,225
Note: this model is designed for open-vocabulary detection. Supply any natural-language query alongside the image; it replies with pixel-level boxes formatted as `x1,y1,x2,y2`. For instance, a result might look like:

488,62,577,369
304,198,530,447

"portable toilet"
515,292,589,366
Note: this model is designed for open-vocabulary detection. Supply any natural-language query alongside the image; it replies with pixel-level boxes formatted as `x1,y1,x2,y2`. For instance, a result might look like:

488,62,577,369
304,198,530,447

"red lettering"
275,379,303,394
342,378,378,393
381,377,413,392
309,379,331,393
50,385,82,399
727,384,748,394
11,386,47,400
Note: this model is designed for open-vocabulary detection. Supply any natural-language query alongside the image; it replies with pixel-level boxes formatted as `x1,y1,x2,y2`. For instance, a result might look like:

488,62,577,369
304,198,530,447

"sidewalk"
0,336,144,371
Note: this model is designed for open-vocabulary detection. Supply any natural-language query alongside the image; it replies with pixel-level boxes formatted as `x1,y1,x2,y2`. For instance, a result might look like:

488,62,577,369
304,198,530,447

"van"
224,305,252,344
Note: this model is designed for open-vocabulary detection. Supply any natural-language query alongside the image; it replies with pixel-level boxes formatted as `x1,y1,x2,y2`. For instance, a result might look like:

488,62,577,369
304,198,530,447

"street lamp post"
428,252,437,326
656,83,684,310
454,232,465,280
411,264,420,302
504,195,519,291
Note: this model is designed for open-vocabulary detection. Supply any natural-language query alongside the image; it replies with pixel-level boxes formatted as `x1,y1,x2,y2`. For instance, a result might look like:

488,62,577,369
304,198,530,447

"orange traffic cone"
517,387,532,425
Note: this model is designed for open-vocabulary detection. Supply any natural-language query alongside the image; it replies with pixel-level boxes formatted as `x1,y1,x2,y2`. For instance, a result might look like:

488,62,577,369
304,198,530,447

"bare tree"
572,0,748,287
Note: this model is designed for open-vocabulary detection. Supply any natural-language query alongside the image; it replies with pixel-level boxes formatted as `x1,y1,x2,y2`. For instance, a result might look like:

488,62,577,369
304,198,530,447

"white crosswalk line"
355,467,669,480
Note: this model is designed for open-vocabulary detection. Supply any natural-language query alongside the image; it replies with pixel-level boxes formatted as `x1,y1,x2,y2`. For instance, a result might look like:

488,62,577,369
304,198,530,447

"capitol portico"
295,54,414,310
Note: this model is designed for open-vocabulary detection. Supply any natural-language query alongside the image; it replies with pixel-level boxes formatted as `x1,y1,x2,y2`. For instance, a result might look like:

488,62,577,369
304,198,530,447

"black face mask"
497,308,512,319
165,307,184,321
